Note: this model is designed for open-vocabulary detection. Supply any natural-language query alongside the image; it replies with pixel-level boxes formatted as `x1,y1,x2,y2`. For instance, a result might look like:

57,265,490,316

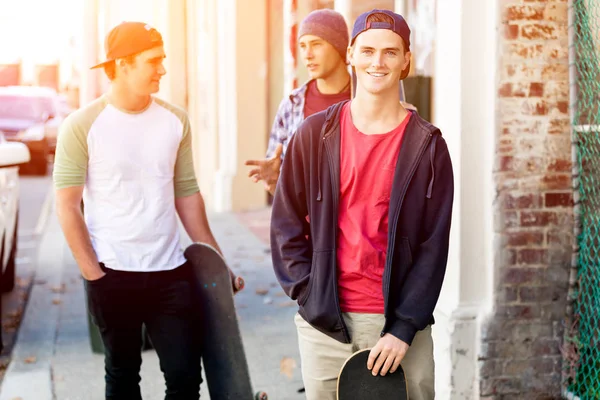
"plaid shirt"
266,82,309,159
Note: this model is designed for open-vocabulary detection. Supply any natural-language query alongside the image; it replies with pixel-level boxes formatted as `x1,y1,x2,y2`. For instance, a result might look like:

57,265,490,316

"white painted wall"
431,0,498,398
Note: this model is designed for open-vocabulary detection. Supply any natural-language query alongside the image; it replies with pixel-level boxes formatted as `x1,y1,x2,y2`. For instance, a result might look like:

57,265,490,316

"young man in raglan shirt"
53,22,242,399
245,9,351,194
270,10,454,400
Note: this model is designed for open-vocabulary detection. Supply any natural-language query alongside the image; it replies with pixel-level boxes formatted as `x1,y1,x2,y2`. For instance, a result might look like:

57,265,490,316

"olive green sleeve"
155,98,200,198
53,98,107,190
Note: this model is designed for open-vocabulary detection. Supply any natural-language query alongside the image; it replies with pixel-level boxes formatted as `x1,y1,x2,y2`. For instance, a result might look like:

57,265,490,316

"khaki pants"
295,312,435,400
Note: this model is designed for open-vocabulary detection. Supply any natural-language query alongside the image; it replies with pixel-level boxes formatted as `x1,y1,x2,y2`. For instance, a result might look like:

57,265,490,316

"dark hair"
365,12,409,53
103,54,138,81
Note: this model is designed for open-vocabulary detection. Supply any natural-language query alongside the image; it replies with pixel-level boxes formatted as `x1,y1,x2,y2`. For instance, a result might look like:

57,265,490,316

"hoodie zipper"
380,132,433,337
323,133,351,344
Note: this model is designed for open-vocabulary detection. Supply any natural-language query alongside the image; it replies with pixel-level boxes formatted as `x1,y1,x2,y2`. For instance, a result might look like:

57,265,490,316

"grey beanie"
298,9,349,62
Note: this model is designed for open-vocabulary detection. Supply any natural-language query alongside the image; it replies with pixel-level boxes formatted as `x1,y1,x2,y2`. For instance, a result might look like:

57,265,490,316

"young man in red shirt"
270,9,454,400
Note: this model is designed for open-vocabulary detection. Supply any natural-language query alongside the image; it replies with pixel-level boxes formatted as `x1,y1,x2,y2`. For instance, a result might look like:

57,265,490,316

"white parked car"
0,133,30,291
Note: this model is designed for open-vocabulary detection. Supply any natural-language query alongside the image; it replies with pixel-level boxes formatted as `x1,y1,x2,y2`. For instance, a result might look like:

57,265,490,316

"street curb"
34,186,54,236
0,200,65,400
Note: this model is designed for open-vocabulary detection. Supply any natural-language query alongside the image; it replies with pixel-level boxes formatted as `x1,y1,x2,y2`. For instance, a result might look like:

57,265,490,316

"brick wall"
481,0,572,398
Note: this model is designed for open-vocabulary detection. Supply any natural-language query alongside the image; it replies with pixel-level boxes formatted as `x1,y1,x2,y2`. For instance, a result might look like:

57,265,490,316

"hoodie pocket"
299,250,341,333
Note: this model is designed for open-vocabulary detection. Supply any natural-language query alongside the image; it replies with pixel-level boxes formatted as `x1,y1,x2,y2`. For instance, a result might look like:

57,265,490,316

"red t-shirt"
337,102,411,314
304,80,351,119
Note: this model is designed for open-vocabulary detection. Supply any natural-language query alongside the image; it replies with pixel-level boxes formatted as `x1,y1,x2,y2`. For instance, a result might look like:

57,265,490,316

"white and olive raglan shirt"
53,96,199,272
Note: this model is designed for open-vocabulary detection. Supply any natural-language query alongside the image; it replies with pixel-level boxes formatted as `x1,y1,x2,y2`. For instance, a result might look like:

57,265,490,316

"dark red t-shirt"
337,102,411,314
304,80,351,119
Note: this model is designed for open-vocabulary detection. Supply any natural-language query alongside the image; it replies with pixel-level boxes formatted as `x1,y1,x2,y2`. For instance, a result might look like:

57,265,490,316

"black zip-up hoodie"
270,101,454,346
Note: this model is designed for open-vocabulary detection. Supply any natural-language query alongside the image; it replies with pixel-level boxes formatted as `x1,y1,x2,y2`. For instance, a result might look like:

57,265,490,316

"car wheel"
2,215,17,293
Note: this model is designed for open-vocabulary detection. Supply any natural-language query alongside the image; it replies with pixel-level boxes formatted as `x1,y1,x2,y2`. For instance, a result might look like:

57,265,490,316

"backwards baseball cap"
351,9,411,79
91,21,164,69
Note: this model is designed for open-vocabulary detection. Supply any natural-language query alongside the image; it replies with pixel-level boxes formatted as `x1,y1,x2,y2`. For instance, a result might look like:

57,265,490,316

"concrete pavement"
0,198,304,400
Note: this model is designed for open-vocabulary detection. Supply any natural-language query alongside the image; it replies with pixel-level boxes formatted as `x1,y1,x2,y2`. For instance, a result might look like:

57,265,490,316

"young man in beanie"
245,8,351,194
53,22,242,399
271,9,453,400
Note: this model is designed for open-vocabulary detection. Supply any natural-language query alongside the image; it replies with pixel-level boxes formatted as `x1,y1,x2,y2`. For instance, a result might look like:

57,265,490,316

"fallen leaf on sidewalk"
278,301,296,308
280,357,297,379
51,284,66,294
275,292,286,298
255,288,269,296
52,299,63,305
24,356,36,364
10,397,23,400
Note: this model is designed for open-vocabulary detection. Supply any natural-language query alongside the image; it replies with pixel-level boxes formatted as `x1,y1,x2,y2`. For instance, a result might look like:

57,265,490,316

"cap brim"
90,60,112,70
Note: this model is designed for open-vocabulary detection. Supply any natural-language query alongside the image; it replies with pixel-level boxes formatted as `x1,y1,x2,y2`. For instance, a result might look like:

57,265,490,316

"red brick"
503,286,519,302
502,193,542,209
521,211,558,227
547,230,572,246
497,305,541,320
547,158,571,172
522,99,548,116
499,211,520,229
502,267,544,285
512,82,529,97
499,82,512,97
498,137,514,154
533,338,561,356
505,43,544,60
507,231,544,246
541,174,571,190
548,118,570,134
529,82,544,97
542,64,569,80
498,156,514,172
505,24,520,40
517,249,547,264
556,101,569,114
506,5,544,21
545,192,572,207
521,23,558,40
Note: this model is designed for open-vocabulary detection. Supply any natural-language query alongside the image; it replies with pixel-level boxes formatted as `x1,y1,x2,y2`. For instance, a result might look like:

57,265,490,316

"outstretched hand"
367,334,409,376
245,143,283,195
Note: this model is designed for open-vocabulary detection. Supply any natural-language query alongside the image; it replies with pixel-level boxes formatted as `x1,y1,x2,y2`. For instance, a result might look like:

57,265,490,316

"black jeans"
85,262,202,400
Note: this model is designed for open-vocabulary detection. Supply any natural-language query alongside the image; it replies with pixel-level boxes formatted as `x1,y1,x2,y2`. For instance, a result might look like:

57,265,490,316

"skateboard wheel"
254,391,268,400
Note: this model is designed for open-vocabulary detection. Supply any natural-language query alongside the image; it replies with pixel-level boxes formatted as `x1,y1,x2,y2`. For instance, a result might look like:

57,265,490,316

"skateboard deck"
184,243,267,400
337,348,408,400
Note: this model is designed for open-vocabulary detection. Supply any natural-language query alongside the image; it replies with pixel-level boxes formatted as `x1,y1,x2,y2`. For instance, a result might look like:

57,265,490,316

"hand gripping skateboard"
184,242,267,400
337,349,408,400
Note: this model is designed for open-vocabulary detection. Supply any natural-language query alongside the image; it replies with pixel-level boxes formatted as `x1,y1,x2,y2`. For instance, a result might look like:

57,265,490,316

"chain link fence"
566,0,600,398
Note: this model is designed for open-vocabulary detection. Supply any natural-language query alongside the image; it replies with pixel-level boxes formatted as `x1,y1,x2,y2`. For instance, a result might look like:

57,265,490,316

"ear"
347,45,355,67
403,51,412,71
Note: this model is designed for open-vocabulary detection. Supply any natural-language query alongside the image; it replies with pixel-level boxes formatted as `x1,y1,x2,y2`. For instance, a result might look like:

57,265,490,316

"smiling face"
115,46,167,96
299,34,346,80
348,29,411,96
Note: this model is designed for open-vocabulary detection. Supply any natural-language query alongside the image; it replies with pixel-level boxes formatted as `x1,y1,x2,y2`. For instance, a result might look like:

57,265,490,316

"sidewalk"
0,201,304,400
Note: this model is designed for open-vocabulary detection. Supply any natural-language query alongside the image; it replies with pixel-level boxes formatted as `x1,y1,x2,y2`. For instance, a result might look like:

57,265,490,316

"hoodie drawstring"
316,136,324,201
426,134,438,199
